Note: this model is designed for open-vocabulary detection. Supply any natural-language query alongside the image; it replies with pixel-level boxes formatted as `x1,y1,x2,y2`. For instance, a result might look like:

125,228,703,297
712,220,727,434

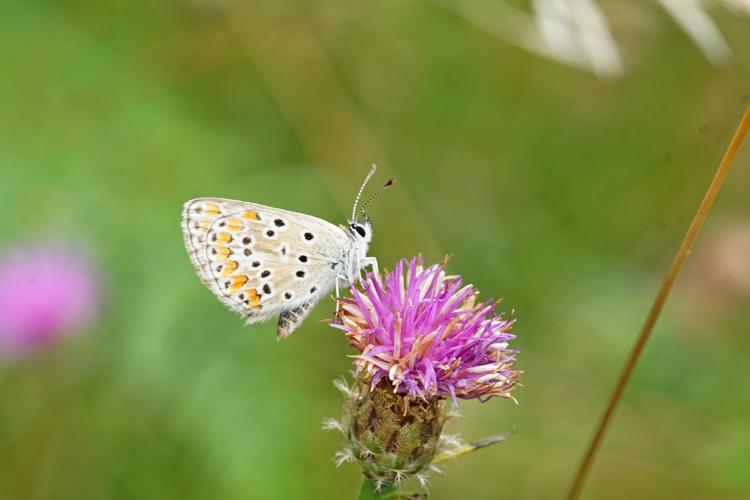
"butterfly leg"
361,256,379,277
335,274,348,314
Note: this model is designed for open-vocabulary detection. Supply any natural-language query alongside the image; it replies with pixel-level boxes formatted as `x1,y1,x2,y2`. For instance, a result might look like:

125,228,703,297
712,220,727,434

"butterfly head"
347,218,373,244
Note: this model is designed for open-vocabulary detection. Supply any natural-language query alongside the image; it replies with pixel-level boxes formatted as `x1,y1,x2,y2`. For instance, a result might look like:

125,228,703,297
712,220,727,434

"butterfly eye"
351,224,366,238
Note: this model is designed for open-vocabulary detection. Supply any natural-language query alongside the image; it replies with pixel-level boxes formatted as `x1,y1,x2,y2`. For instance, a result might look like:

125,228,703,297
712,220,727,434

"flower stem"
566,105,750,500
357,478,397,500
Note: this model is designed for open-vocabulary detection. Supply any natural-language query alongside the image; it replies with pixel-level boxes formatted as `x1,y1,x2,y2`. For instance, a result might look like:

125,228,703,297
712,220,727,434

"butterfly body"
182,197,376,338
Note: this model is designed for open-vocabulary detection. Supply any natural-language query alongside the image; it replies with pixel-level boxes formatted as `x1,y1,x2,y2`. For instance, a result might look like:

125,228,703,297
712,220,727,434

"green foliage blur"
2,1,750,499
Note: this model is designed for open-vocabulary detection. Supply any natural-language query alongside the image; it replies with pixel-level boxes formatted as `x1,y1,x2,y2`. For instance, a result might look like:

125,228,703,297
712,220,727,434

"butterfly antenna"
358,178,395,220
352,164,378,221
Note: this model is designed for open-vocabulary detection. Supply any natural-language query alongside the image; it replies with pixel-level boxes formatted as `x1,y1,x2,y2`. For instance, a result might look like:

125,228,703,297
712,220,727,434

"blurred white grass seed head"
439,0,750,78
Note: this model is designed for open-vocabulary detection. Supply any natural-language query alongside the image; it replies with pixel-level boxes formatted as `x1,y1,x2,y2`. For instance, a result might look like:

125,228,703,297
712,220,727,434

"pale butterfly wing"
182,197,350,337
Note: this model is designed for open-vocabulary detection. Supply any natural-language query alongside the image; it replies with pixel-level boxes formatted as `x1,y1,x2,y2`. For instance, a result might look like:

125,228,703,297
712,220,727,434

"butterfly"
181,165,393,339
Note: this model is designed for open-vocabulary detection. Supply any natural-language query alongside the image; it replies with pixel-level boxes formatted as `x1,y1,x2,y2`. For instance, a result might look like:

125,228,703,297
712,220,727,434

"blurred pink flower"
0,244,100,358
677,221,750,334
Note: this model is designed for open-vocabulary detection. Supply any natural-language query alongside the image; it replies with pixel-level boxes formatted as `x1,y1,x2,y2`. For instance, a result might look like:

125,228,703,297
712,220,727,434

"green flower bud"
344,379,447,485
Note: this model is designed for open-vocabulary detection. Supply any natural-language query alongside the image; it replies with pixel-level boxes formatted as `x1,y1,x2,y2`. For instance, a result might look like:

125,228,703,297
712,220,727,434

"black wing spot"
274,218,285,227
304,232,314,241
263,284,272,295
285,292,292,299
244,249,252,256
296,270,305,278
242,236,252,245
266,230,275,237
310,287,317,294
261,270,270,278
252,261,261,268
298,255,308,263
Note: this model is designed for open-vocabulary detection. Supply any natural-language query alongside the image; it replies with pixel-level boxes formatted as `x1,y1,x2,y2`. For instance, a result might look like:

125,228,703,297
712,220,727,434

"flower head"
333,257,520,403
0,244,100,358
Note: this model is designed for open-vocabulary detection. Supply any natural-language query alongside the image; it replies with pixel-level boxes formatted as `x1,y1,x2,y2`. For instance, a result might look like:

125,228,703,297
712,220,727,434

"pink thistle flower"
0,244,100,358
333,256,520,403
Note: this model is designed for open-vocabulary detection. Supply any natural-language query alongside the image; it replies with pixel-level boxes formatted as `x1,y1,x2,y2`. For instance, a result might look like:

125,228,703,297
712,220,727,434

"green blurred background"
2,1,750,499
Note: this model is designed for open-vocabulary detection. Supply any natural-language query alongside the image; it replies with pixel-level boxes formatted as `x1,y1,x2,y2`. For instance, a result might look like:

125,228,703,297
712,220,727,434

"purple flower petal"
334,257,521,402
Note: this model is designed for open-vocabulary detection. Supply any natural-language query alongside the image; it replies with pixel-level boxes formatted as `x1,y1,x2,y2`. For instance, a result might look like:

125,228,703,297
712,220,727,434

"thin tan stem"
566,105,750,500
